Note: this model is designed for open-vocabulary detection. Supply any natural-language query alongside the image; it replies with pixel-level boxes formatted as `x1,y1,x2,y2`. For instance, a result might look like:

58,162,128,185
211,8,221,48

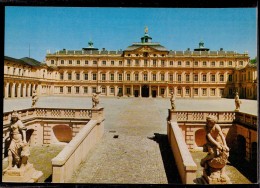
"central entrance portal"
141,85,149,97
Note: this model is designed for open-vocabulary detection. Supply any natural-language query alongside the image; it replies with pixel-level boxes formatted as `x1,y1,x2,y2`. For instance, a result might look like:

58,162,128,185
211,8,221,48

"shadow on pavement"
148,133,181,184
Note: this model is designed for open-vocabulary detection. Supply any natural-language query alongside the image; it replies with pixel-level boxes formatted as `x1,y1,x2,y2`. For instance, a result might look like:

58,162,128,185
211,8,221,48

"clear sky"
5,7,257,62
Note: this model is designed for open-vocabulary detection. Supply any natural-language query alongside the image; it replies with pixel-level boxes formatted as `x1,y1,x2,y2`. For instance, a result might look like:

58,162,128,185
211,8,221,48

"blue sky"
5,7,257,62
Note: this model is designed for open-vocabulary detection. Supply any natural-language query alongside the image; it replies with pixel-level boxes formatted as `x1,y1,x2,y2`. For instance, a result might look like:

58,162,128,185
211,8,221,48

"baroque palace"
4,28,257,99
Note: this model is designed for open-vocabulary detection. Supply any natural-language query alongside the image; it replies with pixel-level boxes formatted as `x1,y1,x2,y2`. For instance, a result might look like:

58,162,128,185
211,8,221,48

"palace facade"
3,29,257,99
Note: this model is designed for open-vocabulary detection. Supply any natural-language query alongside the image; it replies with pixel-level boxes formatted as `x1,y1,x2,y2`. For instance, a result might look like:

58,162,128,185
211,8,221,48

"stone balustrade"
167,121,197,184
234,112,257,130
168,110,236,123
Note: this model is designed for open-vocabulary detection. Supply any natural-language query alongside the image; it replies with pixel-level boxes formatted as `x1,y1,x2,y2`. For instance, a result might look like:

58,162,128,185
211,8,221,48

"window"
61,60,64,64
51,60,54,64
111,61,114,65
77,60,80,65
110,87,115,94
84,87,88,94
13,68,16,75
119,61,123,65
102,74,106,81
60,87,63,93
178,61,182,66
177,75,182,82
67,87,71,93
135,73,139,81
220,74,224,82
220,88,224,96
127,74,130,81
194,88,198,95
202,88,207,95
144,74,148,81
186,74,190,82
69,60,72,65
194,61,198,66
220,61,224,66
118,74,122,81
85,60,88,65
177,88,182,95
161,88,165,95
110,74,114,81
169,74,173,81
127,59,131,66
75,87,80,94
211,75,215,82
186,61,190,66
211,88,216,96
76,73,80,80
170,61,173,66
161,74,165,81
161,60,165,67
194,74,198,82
68,73,72,80
186,88,190,95
202,75,207,82
60,73,64,80
135,59,139,66
84,73,88,80
92,73,97,80
203,61,207,66
102,87,106,94
228,61,232,66
126,88,131,95
239,61,243,66
152,74,156,81
228,75,232,82
102,61,106,65
211,61,215,67
153,60,156,66
92,87,96,94
93,61,97,65
229,88,233,95
144,60,148,66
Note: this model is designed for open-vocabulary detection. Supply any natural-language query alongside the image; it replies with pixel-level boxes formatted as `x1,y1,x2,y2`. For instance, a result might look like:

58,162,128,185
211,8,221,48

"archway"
141,85,149,97
237,135,246,161
53,125,72,143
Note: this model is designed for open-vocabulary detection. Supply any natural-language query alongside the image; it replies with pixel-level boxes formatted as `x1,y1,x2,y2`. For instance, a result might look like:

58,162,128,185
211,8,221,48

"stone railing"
167,121,197,184
51,118,104,183
168,110,235,123
234,112,257,130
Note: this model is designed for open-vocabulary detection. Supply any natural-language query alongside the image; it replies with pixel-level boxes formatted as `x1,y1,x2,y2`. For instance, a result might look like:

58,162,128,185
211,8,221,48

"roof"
5,56,42,67
124,43,168,52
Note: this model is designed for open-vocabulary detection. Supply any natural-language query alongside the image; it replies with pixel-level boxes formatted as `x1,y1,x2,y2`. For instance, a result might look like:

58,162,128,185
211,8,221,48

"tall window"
110,87,115,94
177,75,181,82
220,88,224,96
84,73,88,80
85,60,88,65
202,88,207,95
102,74,106,81
102,61,106,65
84,87,88,94
69,60,72,65
194,88,198,95
68,73,72,80
228,61,232,66
77,60,80,65
111,61,114,65
102,87,106,94
60,87,63,93
119,61,123,65
203,61,207,66
118,74,122,81
60,73,64,80
177,88,182,95
153,60,156,66
194,61,198,66
178,61,182,66
220,74,224,82
228,75,233,82
127,74,130,81
202,75,207,82
211,61,215,67
152,74,156,81
127,59,131,66
211,88,216,96
135,59,139,66
144,74,148,81
92,87,96,94
220,61,224,66
161,74,165,81
135,73,139,81
170,61,173,66
169,74,173,81
76,73,80,80
194,74,198,82
93,61,97,65
186,74,190,82
161,60,165,67
110,74,114,81
239,61,243,66
67,87,71,93
211,75,215,82
186,88,190,95
92,73,97,80
126,88,131,95
186,61,190,66
51,60,54,64
61,60,64,64
161,88,165,95
144,60,148,66
75,87,80,94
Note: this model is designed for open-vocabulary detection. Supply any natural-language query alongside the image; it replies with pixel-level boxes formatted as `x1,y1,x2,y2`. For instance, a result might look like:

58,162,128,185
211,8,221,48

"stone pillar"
17,83,21,98
115,85,118,97
27,84,31,97
131,85,134,97
157,86,160,97
139,85,141,97
149,85,152,98
11,83,16,98
166,86,169,97
23,84,26,98
106,85,109,96
4,83,9,99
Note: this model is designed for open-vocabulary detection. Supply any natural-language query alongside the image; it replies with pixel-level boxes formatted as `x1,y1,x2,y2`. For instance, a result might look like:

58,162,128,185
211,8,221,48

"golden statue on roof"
145,26,148,34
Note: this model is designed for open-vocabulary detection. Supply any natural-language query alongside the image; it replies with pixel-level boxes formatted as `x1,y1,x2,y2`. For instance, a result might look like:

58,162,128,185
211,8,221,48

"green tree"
250,57,257,64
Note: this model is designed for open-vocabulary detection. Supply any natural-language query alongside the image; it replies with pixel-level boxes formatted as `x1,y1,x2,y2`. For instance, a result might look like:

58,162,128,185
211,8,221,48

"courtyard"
3,97,258,183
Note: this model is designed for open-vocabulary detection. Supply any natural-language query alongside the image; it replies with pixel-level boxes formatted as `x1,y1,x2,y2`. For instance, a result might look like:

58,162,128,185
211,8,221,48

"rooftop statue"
200,115,231,184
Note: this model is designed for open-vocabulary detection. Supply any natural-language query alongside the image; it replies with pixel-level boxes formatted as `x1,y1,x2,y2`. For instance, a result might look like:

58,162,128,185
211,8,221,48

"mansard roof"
5,56,42,67
124,43,168,52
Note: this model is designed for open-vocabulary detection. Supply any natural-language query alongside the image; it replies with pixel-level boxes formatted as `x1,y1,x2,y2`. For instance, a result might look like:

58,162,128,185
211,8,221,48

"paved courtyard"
3,96,258,184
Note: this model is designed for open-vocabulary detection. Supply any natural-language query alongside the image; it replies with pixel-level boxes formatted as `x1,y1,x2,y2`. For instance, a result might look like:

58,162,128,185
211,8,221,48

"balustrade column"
4,83,9,99
11,83,16,98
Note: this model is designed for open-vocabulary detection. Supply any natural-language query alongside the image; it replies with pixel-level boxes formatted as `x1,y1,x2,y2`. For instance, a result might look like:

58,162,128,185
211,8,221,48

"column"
17,83,21,98
115,85,118,97
38,85,42,96
131,85,134,97
166,86,169,97
149,85,152,98
139,85,141,97
23,84,26,98
123,84,125,97
27,84,31,97
11,83,16,98
157,86,160,97
106,85,109,96
4,83,9,99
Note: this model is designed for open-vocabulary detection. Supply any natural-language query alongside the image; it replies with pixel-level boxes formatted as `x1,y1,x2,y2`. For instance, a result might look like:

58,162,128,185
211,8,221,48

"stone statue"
170,92,176,110
3,111,30,173
200,115,230,184
31,90,38,108
92,93,99,108
234,92,241,111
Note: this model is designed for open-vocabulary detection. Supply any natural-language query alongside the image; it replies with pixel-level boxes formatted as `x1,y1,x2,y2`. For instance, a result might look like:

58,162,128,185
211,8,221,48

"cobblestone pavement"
3,97,258,184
